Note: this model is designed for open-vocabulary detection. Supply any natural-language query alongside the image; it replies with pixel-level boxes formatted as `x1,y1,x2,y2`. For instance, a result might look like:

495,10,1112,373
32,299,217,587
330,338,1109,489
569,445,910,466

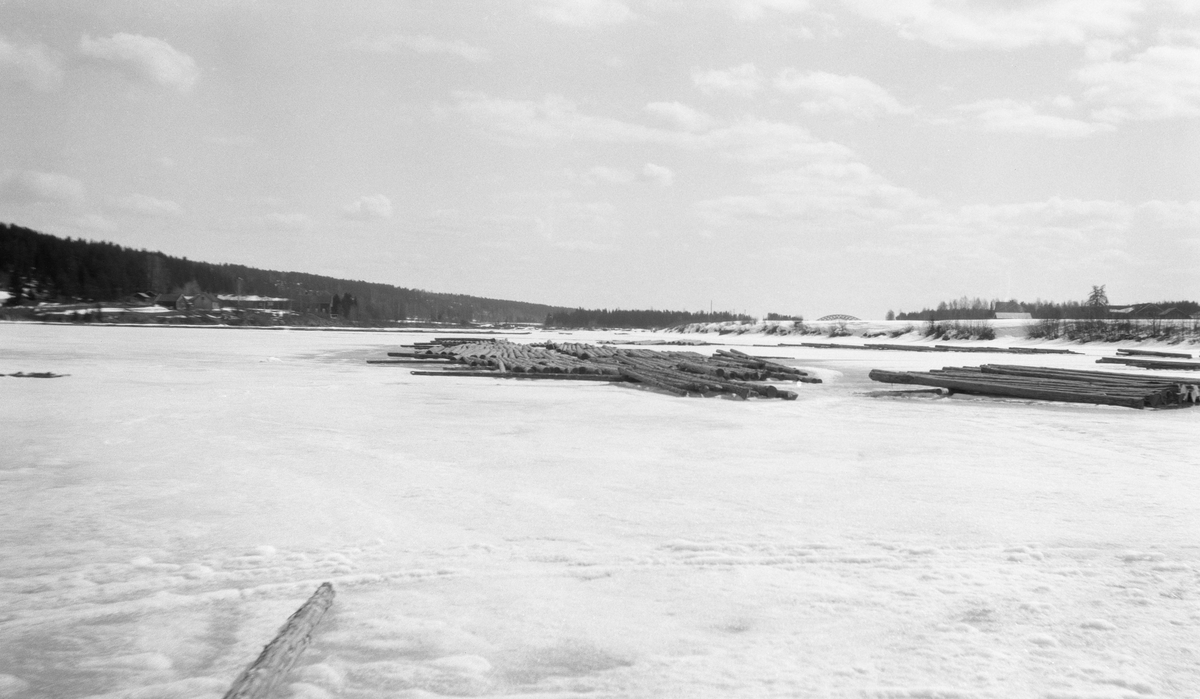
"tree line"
889,291,1199,321
544,308,751,329
0,223,563,324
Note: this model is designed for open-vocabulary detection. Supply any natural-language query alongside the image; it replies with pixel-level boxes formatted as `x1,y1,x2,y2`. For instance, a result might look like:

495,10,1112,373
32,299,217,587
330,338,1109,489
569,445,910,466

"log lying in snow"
860,388,946,397
368,359,452,364
1116,348,1193,359
1097,356,1200,371
789,342,1080,355
869,364,1200,409
223,582,335,699
931,345,1078,354
410,370,617,381
864,343,947,352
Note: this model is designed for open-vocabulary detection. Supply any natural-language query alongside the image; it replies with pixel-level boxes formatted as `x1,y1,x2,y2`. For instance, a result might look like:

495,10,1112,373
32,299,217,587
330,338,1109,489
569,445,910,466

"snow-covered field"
2,324,1198,699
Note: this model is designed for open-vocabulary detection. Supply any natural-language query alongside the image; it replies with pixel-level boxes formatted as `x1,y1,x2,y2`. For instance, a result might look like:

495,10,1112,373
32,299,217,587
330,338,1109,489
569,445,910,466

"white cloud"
1079,43,1200,121
207,135,257,147
531,0,634,26
842,0,1142,50
75,214,118,232
694,63,762,97
116,193,183,217
343,194,393,220
900,197,1140,277
953,198,1132,232
696,160,934,229
703,117,854,163
453,92,853,164
78,33,198,93
455,92,674,145
774,70,911,117
730,0,811,22
0,37,63,91
257,212,314,231
641,163,675,186
0,170,85,205
644,101,716,132
583,166,635,185
350,35,489,62
951,98,1116,138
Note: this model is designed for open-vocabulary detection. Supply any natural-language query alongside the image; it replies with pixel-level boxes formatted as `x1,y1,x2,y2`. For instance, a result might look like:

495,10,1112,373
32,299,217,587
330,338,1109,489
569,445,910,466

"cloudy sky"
2,0,1199,317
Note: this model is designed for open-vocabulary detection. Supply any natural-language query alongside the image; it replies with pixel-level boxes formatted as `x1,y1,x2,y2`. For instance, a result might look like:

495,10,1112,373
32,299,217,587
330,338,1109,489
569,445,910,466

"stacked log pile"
371,339,820,400
869,364,1200,409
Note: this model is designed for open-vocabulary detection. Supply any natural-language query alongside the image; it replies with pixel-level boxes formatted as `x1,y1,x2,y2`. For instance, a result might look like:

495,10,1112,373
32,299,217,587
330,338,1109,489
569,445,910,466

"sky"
1,0,1199,319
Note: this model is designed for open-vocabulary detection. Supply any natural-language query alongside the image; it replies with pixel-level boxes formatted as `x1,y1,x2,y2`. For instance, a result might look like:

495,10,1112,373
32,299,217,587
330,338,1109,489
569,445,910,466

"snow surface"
1,324,1198,699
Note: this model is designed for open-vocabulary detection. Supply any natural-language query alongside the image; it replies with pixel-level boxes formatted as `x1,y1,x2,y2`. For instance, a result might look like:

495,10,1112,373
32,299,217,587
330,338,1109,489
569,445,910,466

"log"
410,370,619,380
1006,347,1079,355
1116,348,1193,359
367,359,449,364
863,343,946,352
223,583,335,699
861,388,946,397
1097,357,1200,371
618,368,689,396
713,350,805,375
982,364,1200,386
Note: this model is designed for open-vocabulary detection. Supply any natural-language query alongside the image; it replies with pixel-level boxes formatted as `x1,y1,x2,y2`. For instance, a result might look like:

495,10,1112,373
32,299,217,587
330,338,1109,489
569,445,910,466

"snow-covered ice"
1,324,1198,698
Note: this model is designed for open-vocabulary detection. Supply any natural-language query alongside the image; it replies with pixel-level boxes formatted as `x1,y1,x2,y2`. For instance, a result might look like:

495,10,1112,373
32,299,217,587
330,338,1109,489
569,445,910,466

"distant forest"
0,223,563,324
890,296,1200,321
0,223,755,328
544,308,752,329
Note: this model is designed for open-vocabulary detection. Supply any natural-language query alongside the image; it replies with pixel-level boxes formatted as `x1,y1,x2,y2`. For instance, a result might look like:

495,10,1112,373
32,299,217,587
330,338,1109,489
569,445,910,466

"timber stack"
370,339,820,400
869,364,1200,409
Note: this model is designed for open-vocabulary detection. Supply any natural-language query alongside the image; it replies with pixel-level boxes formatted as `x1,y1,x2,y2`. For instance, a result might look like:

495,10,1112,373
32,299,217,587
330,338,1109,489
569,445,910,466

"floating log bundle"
373,340,821,400
869,364,1200,409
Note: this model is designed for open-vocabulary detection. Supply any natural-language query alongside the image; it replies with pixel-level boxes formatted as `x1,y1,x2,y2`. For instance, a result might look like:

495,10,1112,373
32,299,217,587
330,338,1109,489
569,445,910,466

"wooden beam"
223,583,335,699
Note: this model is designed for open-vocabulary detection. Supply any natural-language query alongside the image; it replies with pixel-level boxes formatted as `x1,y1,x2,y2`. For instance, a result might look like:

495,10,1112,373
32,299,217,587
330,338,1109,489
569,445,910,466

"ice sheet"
1,324,1197,698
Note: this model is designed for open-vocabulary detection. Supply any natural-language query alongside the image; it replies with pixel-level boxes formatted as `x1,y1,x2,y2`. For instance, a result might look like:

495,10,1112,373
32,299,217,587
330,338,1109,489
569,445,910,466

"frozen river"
1,324,1197,698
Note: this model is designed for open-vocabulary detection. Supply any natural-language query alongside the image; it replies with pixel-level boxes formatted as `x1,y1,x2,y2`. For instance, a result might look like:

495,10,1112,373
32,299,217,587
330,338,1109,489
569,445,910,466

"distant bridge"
815,314,860,321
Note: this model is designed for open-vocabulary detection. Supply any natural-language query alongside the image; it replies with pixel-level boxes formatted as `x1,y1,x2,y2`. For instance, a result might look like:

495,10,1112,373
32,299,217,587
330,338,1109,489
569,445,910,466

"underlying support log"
223,583,335,699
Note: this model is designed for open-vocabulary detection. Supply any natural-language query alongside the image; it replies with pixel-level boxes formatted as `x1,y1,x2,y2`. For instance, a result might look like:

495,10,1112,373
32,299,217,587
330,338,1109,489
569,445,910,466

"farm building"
217,294,290,310
155,292,222,311
295,292,334,314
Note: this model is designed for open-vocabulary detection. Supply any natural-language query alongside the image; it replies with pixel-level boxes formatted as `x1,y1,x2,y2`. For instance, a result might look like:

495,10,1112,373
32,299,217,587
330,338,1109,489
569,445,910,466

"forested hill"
0,223,564,324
